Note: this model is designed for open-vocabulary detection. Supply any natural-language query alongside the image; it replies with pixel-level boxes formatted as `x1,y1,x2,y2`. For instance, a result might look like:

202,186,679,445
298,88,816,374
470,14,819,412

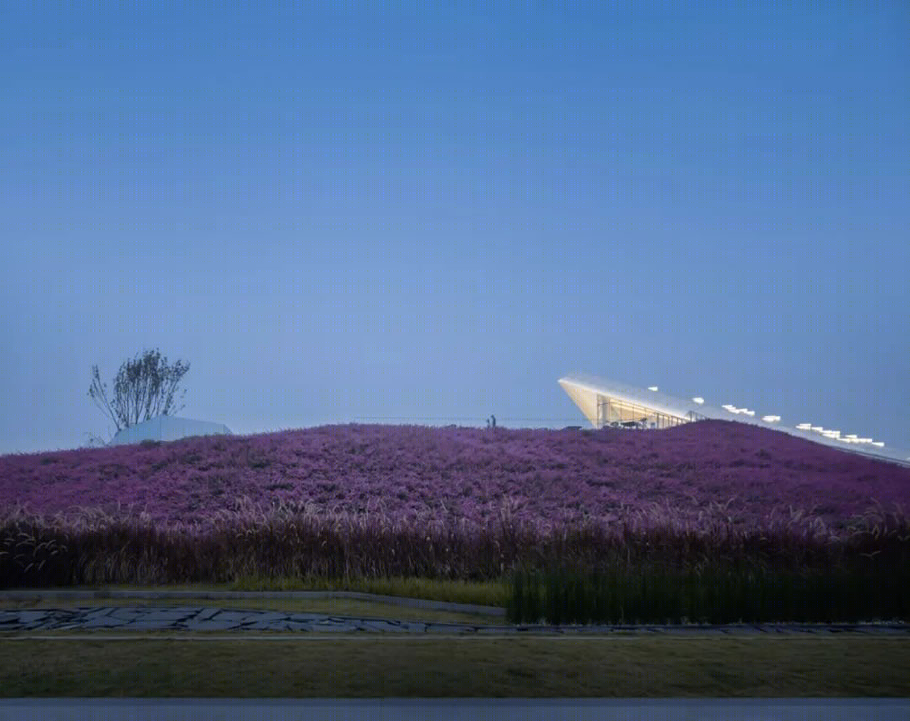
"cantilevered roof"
559,373,728,425
559,372,910,467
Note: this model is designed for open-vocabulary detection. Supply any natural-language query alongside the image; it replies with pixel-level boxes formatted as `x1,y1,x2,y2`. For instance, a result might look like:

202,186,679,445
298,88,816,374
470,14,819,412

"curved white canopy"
109,415,232,446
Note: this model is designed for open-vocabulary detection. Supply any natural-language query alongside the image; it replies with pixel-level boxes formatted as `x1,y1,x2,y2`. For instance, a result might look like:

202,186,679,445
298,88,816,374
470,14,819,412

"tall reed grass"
2,499,907,623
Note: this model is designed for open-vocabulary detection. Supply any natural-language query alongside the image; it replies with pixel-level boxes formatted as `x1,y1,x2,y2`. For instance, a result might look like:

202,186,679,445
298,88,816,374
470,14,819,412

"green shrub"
506,562,910,625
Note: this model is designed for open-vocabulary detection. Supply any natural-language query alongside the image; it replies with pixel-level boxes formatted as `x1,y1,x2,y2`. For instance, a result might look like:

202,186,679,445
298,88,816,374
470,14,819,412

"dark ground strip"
1,607,909,635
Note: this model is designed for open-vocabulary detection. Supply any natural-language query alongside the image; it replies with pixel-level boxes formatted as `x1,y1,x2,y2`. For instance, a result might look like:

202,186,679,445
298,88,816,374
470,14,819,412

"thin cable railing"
349,416,591,426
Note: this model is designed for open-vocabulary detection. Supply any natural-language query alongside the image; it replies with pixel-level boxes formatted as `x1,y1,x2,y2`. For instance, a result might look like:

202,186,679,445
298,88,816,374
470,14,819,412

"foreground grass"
228,575,509,607
2,637,908,697
36,577,509,608
0,597,504,625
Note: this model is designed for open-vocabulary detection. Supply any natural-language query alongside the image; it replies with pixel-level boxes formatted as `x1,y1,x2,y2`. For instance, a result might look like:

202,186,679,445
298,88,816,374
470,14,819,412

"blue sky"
1,1,907,454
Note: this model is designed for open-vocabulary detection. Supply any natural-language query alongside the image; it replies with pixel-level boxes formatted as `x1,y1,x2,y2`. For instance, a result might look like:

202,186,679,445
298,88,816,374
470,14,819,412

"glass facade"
595,394,703,430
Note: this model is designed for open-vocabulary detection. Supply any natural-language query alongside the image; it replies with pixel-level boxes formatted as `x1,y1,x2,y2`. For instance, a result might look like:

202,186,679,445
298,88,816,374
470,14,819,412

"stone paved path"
1,607,909,635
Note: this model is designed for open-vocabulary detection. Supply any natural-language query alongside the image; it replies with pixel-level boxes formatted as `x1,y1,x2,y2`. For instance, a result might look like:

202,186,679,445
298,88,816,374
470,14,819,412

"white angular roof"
559,372,730,424
559,372,910,467
109,415,232,446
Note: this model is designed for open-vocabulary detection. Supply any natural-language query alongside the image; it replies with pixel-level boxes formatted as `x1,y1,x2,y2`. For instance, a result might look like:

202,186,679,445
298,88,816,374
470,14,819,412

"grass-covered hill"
2,420,907,530
3,420,909,620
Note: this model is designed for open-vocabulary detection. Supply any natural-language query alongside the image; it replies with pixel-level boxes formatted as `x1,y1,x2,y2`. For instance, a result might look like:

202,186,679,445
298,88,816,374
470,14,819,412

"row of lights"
721,404,756,417
646,385,887,450
793,424,884,447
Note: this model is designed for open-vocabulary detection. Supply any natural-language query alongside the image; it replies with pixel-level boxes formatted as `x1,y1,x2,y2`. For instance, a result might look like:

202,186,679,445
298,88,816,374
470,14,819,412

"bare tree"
88,349,190,433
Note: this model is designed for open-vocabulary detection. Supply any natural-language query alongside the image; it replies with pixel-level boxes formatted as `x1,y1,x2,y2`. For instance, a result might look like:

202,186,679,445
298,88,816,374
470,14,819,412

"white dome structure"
109,415,232,446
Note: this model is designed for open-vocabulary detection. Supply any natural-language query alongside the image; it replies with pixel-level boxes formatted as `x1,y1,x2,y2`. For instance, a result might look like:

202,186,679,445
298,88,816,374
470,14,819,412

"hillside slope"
2,421,907,529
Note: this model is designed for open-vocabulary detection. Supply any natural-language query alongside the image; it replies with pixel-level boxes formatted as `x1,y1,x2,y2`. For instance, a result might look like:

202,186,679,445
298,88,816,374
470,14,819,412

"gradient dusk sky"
1,1,907,455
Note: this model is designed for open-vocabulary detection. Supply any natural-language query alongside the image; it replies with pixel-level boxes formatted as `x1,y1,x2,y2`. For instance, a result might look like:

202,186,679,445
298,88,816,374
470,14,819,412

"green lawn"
2,636,908,697
14,576,509,607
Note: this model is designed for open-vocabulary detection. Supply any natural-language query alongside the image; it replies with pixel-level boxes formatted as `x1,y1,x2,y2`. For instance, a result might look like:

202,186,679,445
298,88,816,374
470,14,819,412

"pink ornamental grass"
1,421,907,533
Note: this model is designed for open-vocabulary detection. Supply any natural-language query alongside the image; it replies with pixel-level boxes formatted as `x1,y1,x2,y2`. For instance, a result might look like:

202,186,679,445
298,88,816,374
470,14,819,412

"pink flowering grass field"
2,420,907,530
1,421,908,623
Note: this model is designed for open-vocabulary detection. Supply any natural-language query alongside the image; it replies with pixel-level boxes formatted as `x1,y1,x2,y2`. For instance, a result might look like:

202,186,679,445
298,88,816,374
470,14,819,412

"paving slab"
122,620,186,630
82,608,115,619
309,622,359,632
109,608,149,620
283,622,314,632
242,621,297,631
395,622,428,632
357,620,411,633
240,611,288,623
210,612,256,624
192,607,220,621
81,617,129,629
140,608,197,618
182,620,244,631
425,623,478,633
